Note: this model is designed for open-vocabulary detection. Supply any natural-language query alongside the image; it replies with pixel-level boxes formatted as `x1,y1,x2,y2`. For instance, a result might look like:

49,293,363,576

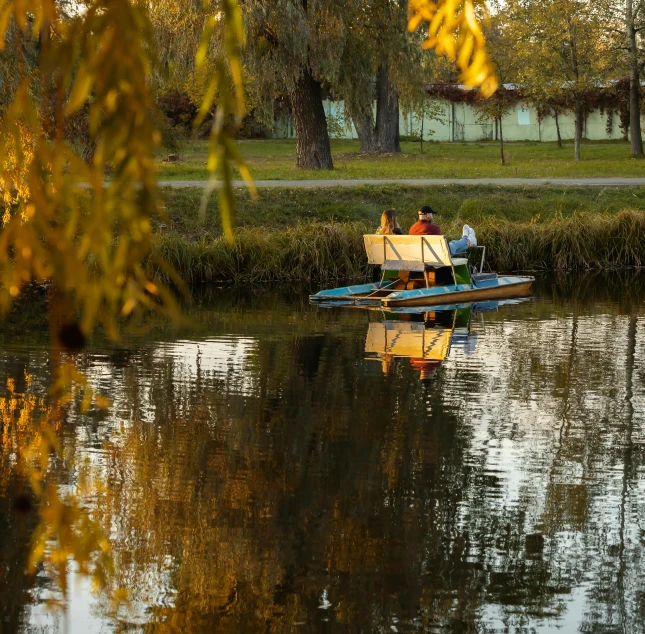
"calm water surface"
2,274,645,633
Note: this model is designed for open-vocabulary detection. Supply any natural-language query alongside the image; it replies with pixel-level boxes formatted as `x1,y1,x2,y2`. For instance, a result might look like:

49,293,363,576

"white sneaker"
462,224,477,247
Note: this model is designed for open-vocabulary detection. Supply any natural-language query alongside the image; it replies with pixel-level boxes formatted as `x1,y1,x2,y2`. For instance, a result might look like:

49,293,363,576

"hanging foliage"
0,0,253,606
407,0,498,97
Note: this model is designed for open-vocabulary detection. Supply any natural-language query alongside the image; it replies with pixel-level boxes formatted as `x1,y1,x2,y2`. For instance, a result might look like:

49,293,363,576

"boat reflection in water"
365,300,519,380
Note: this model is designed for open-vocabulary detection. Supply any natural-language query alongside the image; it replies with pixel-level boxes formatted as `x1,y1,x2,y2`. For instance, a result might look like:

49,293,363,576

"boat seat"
365,235,467,270
382,258,469,272
383,259,425,272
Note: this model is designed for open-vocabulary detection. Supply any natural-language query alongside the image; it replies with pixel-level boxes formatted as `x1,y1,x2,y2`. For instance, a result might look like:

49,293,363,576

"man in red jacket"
409,205,477,256
409,205,441,236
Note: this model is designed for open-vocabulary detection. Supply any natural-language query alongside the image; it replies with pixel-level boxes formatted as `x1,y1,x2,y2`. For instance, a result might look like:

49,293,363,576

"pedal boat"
310,234,534,308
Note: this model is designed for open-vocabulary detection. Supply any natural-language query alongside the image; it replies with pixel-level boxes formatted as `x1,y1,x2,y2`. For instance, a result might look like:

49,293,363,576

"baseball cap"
419,205,437,217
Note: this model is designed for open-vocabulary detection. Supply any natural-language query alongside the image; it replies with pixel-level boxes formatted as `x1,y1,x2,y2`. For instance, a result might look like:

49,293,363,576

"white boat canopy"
363,234,468,271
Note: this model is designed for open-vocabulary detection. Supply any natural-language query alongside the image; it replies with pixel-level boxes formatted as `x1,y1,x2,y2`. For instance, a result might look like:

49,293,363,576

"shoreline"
148,209,645,285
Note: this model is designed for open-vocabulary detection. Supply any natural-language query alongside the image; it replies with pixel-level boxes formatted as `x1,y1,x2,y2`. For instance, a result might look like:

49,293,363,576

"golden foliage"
407,0,498,96
0,0,254,607
0,371,113,598
0,0,182,334
0,121,35,224
197,0,256,241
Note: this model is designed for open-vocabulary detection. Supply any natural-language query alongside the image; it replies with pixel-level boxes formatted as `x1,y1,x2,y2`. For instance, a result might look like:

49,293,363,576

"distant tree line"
147,0,645,167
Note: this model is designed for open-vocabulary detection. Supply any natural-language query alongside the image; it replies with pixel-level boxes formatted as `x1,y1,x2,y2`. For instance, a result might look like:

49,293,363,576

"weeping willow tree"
0,0,496,611
243,0,497,168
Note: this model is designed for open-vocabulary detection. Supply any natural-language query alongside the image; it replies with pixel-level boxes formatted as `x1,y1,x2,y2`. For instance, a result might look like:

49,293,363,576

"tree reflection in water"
2,276,645,632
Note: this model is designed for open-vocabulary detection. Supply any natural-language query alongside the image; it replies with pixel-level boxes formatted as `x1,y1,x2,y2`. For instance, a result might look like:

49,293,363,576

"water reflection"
2,275,645,632
366,305,487,379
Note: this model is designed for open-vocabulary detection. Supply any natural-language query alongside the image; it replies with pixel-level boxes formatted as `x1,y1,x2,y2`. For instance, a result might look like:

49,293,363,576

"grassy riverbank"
150,208,645,285
157,139,644,180
160,184,645,237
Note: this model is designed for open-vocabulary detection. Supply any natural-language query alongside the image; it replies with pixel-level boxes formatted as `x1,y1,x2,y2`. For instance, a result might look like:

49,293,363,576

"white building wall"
272,98,636,143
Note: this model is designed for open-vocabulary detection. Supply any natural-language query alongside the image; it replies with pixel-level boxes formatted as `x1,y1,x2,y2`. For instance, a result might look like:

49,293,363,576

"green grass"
148,209,645,285
154,183,645,284
157,139,645,181
160,184,645,238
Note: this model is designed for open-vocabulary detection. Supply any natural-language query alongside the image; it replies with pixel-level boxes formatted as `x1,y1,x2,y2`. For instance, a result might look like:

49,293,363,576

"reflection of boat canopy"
366,321,452,361
311,234,534,308
366,308,475,366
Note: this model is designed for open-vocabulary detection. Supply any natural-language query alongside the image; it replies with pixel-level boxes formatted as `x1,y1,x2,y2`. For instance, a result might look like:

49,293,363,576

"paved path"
159,177,645,188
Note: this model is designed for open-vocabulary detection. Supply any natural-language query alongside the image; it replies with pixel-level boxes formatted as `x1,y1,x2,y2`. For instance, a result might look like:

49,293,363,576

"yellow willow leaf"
229,58,246,122
479,75,498,98
28,528,48,573
439,35,456,59
422,36,439,50
216,156,235,242
427,7,445,38
457,34,475,70
218,189,234,243
196,14,217,70
237,164,257,200
14,2,25,30
224,0,245,45
105,89,118,113
66,69,94,115
121,298,136,316
222,135,256,198
460,47,486,76
463,0,485,41
207,148,219,173
407,12,424,32
409,0,436,21
195,77,219,127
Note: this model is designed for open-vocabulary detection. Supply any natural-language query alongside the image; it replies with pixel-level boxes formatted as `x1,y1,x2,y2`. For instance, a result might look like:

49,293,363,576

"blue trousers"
449,237,469,256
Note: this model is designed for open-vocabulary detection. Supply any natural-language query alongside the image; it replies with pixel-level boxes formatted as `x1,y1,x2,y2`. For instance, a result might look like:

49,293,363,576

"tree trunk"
351,110,378,152
568,26,582,161
574,96,582,161
374,63,400,153
420,114,424,153
499,116,505,165
627,0,644,157
289,67,333,170
554,108,562,148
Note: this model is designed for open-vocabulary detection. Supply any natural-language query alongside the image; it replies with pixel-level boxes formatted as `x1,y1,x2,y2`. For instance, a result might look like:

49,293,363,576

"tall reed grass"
151,222,368,284
476,209,645,271
149,209,645,285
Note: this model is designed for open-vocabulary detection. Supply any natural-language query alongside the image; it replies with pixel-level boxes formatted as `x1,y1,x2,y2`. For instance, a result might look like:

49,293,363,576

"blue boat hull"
311,276,534,307
382,276,534,307
309,281,392,302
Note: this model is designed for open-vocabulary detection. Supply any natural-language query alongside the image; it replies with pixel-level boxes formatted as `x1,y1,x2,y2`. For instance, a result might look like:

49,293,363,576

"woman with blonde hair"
375,208,403,235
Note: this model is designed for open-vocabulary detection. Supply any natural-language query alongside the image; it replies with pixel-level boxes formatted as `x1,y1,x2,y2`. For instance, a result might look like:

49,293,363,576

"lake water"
2,274,645,633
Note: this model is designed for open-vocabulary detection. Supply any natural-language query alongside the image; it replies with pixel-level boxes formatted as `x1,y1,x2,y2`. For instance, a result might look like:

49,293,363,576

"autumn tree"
472,17,522,164
243,0,498,167
242,0,355,170
597,0,645,156
625,0,645,156
337,0,423,153
508,0,608,160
